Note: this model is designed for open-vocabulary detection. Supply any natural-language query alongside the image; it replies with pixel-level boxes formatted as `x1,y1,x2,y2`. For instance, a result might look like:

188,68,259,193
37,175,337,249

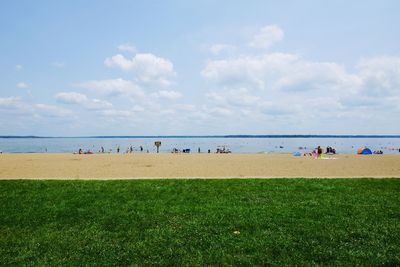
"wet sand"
0,153,399,179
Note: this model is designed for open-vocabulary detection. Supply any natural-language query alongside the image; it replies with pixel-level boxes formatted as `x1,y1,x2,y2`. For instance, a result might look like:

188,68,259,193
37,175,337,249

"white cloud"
206,88,259,106
0,97,73,119
202,53,295,89
104,54,132,70
16,82,29,89
131,105,145,112
15,65,23,71
55,92,112,110
357,56,400,96
34,104,73,118
51,62,65,68
208,107,233,116
100,105,144,119
0,97,32,121
76,78,145,98
56,92,88,103
0,97,23,108
117,43,137,53
201,48,400,132
151,90,182,99
248,25,284,49
100,109,133,118
209,44,236,55
174,104,196,111
89,99,113,110
202,52,360,92
104,53,175,86
0,97,36,118
258,101,294,116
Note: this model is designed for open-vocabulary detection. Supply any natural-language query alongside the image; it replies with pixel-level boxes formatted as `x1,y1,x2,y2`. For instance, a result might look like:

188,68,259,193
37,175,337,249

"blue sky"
1,0,399,136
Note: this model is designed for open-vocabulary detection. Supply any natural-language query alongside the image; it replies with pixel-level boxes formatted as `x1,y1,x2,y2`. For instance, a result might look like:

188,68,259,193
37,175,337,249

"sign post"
154,141,161,153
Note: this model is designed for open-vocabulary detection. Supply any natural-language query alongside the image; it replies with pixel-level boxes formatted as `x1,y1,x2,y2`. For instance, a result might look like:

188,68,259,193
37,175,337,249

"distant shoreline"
1,135,400,139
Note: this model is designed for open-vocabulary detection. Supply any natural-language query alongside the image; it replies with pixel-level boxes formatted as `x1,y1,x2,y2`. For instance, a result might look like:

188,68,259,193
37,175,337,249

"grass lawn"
0,179,399,266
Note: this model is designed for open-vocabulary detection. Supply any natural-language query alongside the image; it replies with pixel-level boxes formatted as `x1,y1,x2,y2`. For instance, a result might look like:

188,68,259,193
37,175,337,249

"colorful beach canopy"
357,147,372,155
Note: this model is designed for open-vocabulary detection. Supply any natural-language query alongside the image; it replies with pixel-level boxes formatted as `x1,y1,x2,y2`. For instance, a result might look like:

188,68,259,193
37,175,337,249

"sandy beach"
0,153,399,179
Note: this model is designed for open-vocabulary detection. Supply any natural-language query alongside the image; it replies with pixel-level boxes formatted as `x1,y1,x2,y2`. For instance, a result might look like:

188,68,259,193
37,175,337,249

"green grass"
0,179,399,266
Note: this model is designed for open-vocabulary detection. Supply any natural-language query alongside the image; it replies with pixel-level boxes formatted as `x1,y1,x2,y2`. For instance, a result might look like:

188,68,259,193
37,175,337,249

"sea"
0,136,400,154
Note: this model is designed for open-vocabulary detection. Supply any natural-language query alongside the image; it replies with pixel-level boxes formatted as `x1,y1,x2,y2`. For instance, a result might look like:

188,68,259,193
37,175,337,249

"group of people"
171,148,191,153
74,144,398,155
115,145,145,153
172,147,213,153
325,146,336,154
303,145,336,158
78,148,93,154
77,145,145,154
216,147,232,153
77,145,226,155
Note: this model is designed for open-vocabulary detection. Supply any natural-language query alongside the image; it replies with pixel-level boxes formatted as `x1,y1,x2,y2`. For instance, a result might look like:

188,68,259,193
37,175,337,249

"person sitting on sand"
311,150,318,158
325,146,336,154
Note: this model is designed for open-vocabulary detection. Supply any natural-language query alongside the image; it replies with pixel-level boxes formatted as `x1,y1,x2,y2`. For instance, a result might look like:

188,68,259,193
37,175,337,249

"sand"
0,153,399,179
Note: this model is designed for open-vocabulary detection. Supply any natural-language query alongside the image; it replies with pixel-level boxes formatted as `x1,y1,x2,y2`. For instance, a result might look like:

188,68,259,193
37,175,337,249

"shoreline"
2,152,399,155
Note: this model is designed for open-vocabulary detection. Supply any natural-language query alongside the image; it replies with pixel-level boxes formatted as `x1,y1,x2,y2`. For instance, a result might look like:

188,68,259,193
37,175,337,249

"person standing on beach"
317,146,322,158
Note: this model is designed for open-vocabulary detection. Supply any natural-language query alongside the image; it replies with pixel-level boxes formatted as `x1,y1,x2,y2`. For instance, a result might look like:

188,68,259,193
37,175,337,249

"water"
0,137,399,154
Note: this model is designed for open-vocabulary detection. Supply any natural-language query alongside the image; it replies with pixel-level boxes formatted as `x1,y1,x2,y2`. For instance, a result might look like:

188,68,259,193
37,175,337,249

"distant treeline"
1,135,400,139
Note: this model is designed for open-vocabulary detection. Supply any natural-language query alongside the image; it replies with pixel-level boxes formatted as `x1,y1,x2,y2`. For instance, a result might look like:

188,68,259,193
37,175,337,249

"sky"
1,0,399,136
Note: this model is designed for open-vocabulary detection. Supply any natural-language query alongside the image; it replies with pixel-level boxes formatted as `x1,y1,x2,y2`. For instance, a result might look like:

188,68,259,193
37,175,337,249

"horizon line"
1,134,400,139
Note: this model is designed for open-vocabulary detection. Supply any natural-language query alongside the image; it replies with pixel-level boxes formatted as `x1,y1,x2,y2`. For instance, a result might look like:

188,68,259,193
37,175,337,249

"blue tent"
357,147,372,155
